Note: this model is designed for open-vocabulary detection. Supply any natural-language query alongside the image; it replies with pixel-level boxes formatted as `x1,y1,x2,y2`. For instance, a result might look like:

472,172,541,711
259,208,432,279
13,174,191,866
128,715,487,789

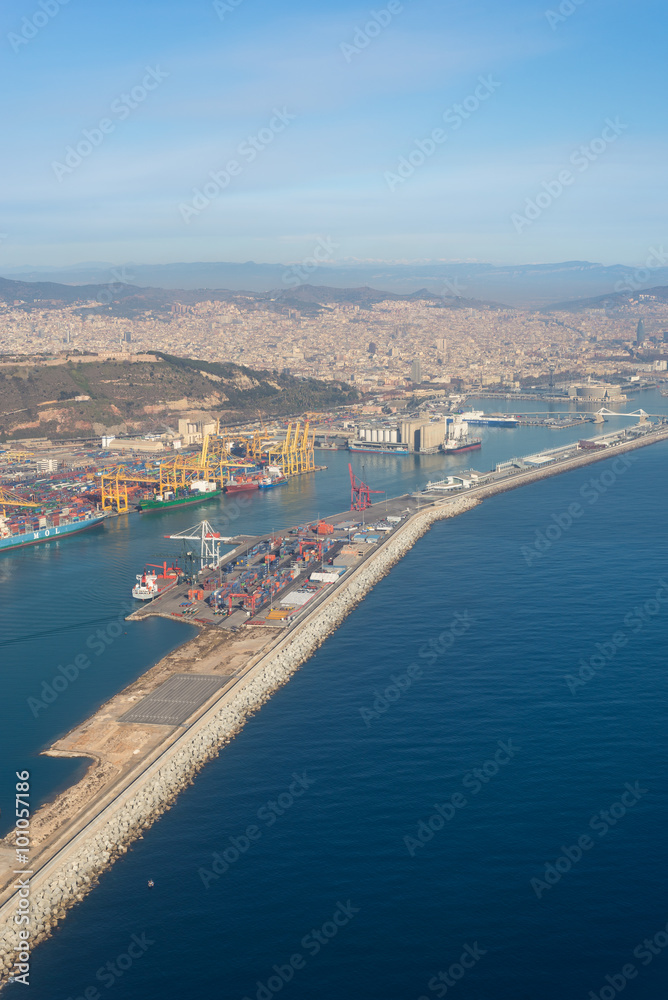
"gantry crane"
100,470,160,513
266,421,315,478
349,464,384,511
0,487,40,514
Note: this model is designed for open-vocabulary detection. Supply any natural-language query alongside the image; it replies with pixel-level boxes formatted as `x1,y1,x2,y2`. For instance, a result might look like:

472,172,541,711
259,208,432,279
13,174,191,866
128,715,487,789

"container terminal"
0,420,323,552
130,418,666,632
1,416,668,984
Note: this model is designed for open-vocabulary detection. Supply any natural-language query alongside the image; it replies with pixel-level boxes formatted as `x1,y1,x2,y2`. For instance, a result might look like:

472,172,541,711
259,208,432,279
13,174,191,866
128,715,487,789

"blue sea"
2,392,668,999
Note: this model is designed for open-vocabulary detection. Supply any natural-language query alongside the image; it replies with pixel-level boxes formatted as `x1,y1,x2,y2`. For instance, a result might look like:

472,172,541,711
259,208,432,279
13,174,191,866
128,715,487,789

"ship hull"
0,515,106,553
257,478,287,489
224,483,259,493
443,441,482,454
138,490,221,512
465,418,518,428
132,580,178,600
348,444,410,455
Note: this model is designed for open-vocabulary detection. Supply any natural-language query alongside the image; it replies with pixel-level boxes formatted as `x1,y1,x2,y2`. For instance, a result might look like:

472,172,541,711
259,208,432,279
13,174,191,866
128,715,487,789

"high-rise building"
411,359,422,384
435,337,447,353
636,319,646,344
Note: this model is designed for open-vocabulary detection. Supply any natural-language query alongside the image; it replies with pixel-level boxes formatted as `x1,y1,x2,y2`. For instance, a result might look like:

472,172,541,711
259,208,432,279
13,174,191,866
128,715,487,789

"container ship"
459,410,519,428
258,468,288,489
0,508,106,553
258,477,287,489
132,562,182,600
224,475,259,494
137,480,221,512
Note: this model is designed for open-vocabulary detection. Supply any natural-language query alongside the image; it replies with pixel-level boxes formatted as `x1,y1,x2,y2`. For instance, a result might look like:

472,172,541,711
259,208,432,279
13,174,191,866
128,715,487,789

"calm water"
2,392,668,999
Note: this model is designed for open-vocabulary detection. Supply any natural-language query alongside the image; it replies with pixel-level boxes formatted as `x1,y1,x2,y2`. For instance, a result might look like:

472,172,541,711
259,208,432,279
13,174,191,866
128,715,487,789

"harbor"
1,416,668,982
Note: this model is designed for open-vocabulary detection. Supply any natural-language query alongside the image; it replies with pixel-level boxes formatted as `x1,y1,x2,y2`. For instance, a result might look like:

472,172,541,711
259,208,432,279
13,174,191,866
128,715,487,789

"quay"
1,421,668,983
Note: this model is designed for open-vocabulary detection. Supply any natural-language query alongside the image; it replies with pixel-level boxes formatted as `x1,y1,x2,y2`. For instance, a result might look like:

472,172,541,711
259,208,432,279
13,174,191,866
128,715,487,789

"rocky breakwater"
0,495,479,983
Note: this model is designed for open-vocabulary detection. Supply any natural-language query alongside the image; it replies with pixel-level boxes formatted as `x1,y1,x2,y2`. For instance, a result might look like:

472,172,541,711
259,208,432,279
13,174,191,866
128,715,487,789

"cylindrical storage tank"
390,429,398,442
371,429,378,442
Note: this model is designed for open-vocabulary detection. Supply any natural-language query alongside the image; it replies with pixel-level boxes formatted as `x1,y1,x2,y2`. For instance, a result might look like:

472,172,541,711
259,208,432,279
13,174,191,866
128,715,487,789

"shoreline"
1,426,667,983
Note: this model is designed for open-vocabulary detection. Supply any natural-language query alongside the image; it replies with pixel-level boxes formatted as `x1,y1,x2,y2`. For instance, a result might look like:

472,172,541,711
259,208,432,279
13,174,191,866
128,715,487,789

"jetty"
1,421,668,984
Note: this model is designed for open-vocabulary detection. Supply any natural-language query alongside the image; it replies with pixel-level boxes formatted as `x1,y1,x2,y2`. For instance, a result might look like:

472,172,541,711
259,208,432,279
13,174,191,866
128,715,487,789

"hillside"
543,285,668,313
0,353,357,441
0,275,501,319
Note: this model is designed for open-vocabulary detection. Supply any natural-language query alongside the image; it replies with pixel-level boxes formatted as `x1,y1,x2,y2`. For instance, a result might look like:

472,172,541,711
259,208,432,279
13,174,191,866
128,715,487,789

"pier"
2,419,668,983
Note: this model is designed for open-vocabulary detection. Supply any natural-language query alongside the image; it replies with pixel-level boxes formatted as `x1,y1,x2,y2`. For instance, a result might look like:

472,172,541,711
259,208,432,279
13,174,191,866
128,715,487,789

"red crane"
349,463,383,511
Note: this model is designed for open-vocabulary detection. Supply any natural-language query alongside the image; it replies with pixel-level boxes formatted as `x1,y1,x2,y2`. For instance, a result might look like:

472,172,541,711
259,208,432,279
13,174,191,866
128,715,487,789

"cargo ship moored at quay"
0,509,106,553
137,482,222,512
2,419,668,982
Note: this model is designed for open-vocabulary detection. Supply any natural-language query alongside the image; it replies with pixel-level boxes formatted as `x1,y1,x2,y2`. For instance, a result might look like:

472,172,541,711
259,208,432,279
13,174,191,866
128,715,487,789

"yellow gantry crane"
266,421,315,477
1,451,35,463
0,487,40,514
100,470,160,513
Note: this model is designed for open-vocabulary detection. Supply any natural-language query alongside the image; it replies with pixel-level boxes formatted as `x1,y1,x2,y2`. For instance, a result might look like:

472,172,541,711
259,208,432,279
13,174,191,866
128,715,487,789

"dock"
2,419,668,983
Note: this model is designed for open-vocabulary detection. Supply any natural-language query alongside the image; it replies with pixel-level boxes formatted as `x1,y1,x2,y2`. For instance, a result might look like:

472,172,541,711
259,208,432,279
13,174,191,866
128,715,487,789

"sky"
1,0,666,268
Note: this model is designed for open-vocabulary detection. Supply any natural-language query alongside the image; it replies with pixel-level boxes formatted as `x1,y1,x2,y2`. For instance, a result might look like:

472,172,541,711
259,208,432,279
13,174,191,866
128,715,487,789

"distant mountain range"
0,276,500,317
0,269,665,315
3,260,668,309
542,285,668,312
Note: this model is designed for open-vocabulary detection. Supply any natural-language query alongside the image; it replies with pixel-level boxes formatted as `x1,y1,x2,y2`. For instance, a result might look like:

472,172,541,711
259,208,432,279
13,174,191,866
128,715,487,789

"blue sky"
1,0,665,267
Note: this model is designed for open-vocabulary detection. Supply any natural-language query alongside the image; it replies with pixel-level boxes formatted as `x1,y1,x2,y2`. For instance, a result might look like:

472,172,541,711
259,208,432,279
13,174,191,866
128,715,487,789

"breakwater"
0,495,479,983
3,424,668,983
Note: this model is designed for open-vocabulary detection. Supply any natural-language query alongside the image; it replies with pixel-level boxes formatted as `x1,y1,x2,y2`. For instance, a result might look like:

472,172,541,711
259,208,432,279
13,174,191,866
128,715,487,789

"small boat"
147,879,155,888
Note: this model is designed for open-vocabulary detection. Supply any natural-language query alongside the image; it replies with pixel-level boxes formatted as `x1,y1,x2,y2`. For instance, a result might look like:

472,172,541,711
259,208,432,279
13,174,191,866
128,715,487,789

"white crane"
166,520,235,571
